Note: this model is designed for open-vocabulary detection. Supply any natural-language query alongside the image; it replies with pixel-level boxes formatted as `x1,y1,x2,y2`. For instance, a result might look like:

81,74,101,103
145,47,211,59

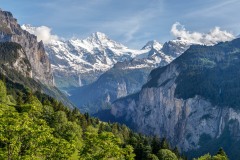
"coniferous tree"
160,138,170,149
152,136,161,155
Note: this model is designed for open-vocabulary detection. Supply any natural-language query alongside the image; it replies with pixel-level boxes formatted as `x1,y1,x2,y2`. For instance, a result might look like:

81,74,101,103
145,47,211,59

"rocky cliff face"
161,38,193,57
0,10,53,85
0,42,32,77
111,39,240,157
112,78,240,151
0,10,74,108
0,41,74,108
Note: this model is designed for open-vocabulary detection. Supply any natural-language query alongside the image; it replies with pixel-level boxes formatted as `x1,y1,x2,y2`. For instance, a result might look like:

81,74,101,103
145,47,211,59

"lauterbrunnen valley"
0,0,239,159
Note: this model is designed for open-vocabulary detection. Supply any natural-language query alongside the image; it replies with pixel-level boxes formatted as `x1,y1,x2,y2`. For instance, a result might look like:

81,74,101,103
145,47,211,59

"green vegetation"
0,77,183,159
0,76,230,159
157,149,178,160
79,130,134,159
188,124,240,160
0,78,135,159
174,39,240,109
193,148,229,160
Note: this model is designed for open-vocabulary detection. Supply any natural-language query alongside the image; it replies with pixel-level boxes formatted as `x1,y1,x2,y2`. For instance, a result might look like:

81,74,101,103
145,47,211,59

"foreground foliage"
194,148,229,160
0,79,229,159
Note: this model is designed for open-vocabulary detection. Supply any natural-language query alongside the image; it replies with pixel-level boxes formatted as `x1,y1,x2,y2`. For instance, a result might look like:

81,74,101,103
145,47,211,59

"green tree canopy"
79,128,135,160
157,149,178,160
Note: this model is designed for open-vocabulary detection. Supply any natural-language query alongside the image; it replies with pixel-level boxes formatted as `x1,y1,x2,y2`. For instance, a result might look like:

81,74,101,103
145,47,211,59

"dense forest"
0,76,228,159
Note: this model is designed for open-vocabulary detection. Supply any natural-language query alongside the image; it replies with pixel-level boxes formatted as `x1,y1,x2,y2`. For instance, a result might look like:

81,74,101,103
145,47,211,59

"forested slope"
0,76,229,159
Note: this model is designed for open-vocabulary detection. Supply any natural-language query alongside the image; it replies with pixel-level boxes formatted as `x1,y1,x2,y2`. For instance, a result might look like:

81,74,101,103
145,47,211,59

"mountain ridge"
22,24,176,89
0,11,53,86
23,24,234,90
21,24,236,115
110,38,240,159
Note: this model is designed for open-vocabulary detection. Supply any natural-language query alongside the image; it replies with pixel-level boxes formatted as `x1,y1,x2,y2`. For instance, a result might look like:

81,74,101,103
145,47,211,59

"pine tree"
217,148,227,157
98,123,104,134
0,80,7,103
160,138,169,149
152,136,161,154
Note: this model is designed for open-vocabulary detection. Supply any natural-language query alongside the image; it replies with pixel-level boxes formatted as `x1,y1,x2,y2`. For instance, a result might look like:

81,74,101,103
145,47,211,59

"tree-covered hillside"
0,76,228,159
174,38,240,109
0,77,172,159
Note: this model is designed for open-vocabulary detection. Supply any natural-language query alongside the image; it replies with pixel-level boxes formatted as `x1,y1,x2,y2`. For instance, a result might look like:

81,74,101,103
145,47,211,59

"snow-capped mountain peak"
83,32,126,50
142,40,163,51
42,31,160,87
89,32,108,41
160,38,198,57
41,32,185,88
21,24,34,34
21,24,195,88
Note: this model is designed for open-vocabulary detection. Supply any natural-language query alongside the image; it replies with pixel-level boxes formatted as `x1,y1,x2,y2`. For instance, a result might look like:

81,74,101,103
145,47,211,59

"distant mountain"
69,60,153,113
68,39,190,114
161,38,196,57
44,33,175,89
142,40,163,50
22,24,234,114
110,38,240,159
66,38,200,113
22,25,175,90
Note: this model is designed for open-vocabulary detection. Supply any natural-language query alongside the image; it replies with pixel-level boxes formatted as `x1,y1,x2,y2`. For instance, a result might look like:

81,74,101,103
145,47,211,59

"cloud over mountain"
171,22,235,45
21,25,59,44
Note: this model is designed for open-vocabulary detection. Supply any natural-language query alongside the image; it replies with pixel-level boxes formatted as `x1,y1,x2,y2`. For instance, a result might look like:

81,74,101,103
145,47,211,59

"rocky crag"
0,10,53,85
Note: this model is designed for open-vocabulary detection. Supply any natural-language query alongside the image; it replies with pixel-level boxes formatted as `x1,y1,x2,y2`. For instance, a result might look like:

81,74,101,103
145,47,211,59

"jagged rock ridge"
45,33,173,89
22,24,176,89
0,10,53,85
67,39,179,113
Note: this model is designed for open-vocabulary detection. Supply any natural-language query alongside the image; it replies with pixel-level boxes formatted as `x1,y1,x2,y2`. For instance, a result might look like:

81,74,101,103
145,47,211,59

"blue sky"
1,0,239,48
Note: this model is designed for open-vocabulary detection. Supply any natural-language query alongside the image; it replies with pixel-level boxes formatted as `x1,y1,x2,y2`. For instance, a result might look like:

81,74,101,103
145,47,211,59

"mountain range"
22,24,236,114
110,38,240,159
22,24,175,89
68,39,188,113
21,25,200,113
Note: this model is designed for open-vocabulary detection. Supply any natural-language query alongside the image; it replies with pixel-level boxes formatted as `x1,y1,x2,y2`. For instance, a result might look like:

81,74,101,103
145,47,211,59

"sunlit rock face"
0,10,53,85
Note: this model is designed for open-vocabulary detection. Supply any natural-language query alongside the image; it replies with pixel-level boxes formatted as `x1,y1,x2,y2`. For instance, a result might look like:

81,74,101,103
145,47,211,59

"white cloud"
171,22,235,45
21,24,59,44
